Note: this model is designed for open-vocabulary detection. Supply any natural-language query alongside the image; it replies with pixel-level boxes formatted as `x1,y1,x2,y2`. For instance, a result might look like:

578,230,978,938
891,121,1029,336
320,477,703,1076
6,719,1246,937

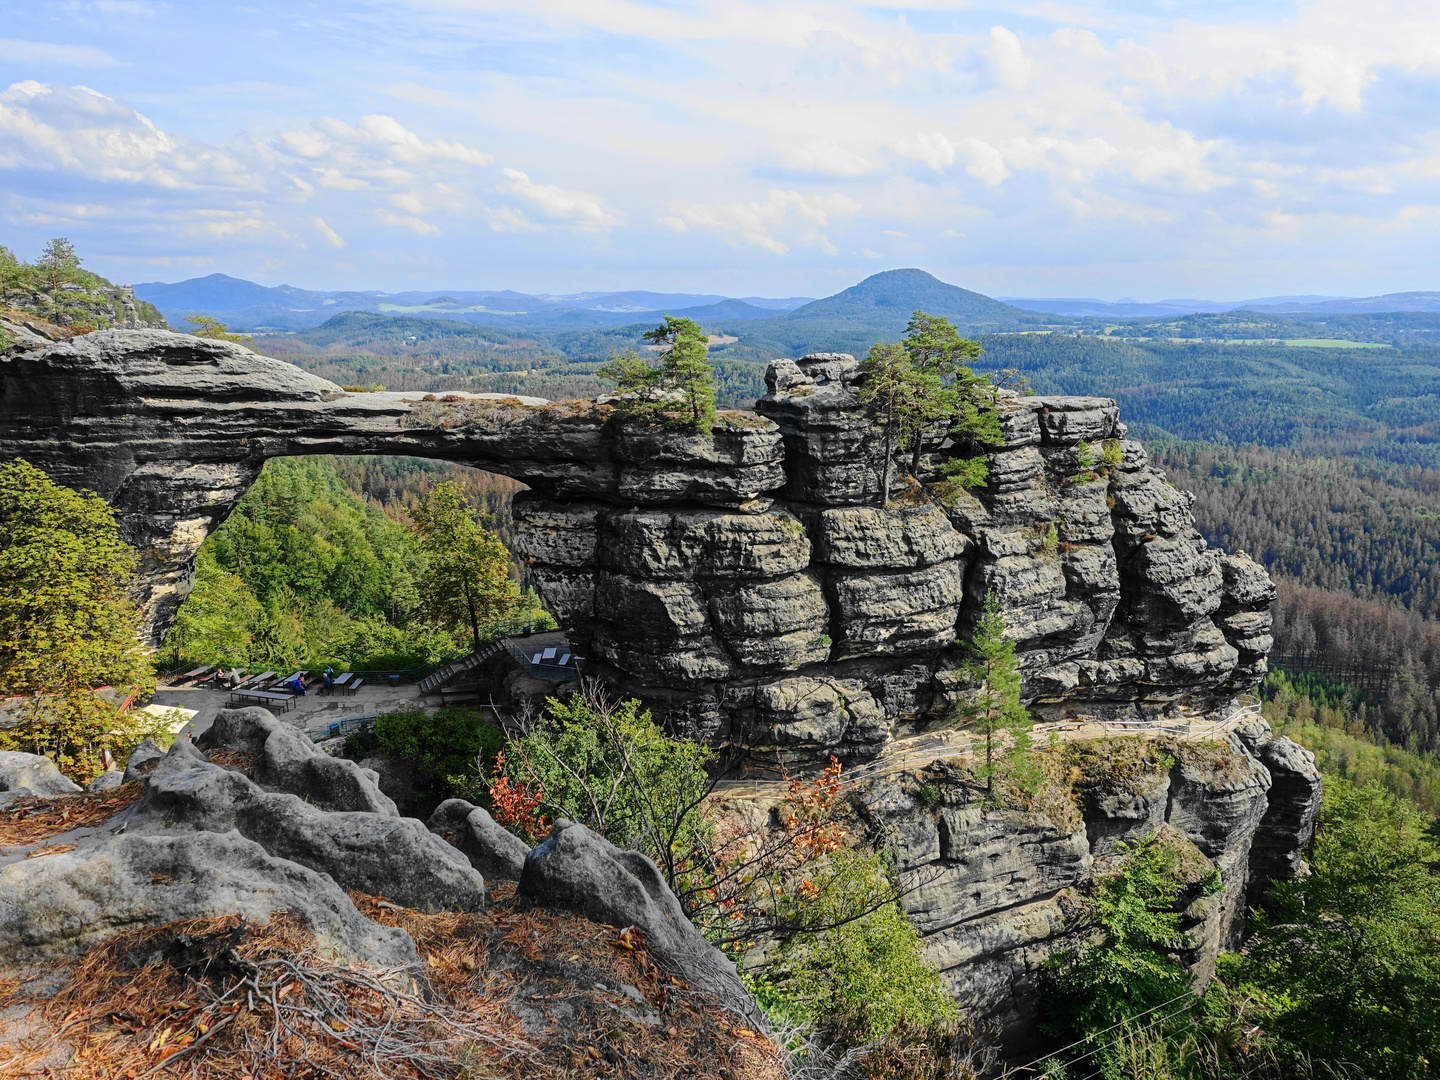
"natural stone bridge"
0,329,1276,759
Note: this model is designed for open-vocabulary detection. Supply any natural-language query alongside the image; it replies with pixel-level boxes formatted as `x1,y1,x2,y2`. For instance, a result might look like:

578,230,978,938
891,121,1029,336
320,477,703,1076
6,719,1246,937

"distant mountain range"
133,274,815,331
134,270,1440,353
1000,292,1440,317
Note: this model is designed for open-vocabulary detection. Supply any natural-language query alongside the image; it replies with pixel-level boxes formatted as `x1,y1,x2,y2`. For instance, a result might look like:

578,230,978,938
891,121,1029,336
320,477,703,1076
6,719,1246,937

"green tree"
1243,778,1440,1078
779,846,957,1042
594,347,660,401
0,460,154,780
38,237,79,291
858,341,939,506
596,316,719,432
645,315,717,429
497,687,715,866
952,593,1034,800
186,315,252,343
1042,834,1195,1039
900,311,994,476
0,243,18,294
411,480,518,653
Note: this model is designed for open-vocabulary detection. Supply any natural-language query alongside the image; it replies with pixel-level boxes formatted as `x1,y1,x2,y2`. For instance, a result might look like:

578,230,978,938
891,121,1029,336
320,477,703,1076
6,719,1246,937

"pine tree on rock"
953,593,1035,801
597,315,718,433
38,237,80,292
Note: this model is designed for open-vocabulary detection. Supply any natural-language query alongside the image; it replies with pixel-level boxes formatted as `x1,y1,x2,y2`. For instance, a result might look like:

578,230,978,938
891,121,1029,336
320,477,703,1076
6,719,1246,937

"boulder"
0,751,81,796
429,799,532,881
0,830,418,965
135,741,486,913
518,820,762,1027
86,769,125,793
122,737,167,783
197,707,398,815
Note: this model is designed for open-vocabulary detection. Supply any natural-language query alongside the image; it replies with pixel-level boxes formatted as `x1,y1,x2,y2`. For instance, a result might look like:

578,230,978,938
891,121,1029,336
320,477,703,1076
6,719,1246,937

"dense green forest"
1154,443,1440,617
165,456,548,671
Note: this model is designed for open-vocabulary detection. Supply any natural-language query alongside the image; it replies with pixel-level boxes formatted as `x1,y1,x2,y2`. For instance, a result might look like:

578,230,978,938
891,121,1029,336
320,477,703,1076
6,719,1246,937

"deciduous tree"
0,460,154,779
410,480,518,653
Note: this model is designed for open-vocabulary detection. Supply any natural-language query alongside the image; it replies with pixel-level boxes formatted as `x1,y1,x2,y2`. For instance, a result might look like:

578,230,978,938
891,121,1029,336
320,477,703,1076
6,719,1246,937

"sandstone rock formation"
1,331,1277,763
854,717,1320,1040
0,727,760,1027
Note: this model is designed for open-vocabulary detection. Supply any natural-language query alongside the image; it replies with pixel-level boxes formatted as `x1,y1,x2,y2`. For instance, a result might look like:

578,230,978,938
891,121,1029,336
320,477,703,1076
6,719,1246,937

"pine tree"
38,237,80,292
858,341,939,507
597,315,719,432
644,315,717,431
953,593,1034,801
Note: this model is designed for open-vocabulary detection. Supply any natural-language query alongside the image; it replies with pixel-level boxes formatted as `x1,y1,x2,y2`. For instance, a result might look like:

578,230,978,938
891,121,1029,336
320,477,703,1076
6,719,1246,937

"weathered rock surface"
518,818,763,1028
0,750,81,796
429,798,532,881
858,728,1320,1040
3,329,1277,759
0,725,768,1030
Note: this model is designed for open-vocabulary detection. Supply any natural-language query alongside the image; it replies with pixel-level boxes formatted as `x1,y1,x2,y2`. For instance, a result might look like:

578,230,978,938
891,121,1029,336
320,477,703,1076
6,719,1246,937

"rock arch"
0,329,1276,758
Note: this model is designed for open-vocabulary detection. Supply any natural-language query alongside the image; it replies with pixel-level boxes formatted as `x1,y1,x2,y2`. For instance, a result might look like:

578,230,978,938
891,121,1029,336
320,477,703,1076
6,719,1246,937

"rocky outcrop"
2,331,1276,761
0,732,768,1031
518,818,763,1029
858,726,1320,1040
0,750,82,800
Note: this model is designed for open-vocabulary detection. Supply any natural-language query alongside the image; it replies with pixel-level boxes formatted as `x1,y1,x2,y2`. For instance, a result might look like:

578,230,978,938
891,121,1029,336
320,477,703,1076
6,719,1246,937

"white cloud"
499,168,618,231
664,189,861,254
989,26,1033,91
310,215,344,247
894,133,955,173
375,208,440,236
959,138,1009,186
781,138,875,176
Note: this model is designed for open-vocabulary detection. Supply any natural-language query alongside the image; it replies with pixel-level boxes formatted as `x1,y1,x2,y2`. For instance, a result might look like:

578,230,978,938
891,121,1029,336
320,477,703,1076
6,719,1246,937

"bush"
774,847,956,1042
496,687,713,856
1042,834,1194,1040
358,706,504,813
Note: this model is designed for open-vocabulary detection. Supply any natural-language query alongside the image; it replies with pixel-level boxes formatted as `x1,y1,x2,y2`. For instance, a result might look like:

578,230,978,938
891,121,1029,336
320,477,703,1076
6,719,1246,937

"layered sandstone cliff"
0,331,1275,762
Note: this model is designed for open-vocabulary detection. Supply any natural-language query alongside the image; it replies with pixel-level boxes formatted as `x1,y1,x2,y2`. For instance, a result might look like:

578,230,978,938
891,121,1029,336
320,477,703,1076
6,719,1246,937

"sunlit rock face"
1,332,1273,758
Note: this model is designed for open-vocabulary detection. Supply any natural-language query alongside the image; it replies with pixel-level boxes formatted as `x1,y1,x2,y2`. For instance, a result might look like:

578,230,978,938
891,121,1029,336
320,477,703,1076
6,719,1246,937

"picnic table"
321,672,352,696
177,665,213,683
271,671,305,690
228,688,295,713
234,670,275,691
338,676,364,697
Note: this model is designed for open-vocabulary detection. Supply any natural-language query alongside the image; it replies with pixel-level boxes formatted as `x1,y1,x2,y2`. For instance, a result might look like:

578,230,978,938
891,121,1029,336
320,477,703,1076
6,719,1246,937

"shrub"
363,706,505,812
1042,833,1193,1040
777,847,957,1042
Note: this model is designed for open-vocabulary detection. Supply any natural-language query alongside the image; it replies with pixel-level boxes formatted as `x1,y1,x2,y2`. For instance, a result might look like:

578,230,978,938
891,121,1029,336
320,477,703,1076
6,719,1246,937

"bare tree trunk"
465,585,481,653
879,408,895,508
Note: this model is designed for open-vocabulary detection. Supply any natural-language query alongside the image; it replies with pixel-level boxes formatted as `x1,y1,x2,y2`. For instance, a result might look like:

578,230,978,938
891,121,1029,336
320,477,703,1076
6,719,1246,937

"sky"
2,1,1439,299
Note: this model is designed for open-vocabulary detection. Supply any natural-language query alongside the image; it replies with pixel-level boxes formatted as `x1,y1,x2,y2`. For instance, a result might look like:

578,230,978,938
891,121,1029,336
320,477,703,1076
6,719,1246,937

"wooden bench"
229,689,296,713
338,678,364,697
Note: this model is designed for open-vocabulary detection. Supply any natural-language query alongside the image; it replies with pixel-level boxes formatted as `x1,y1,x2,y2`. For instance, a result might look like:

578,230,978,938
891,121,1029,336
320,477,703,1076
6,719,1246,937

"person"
290,673,307,696
323,670,333,693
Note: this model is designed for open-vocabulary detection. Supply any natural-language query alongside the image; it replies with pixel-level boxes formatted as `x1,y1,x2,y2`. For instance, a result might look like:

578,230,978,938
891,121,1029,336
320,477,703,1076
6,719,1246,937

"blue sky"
2,0,1438,298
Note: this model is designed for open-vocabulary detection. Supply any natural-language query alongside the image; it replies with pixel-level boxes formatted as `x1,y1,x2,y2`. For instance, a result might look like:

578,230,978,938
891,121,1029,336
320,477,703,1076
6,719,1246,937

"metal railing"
710,698,1265,796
